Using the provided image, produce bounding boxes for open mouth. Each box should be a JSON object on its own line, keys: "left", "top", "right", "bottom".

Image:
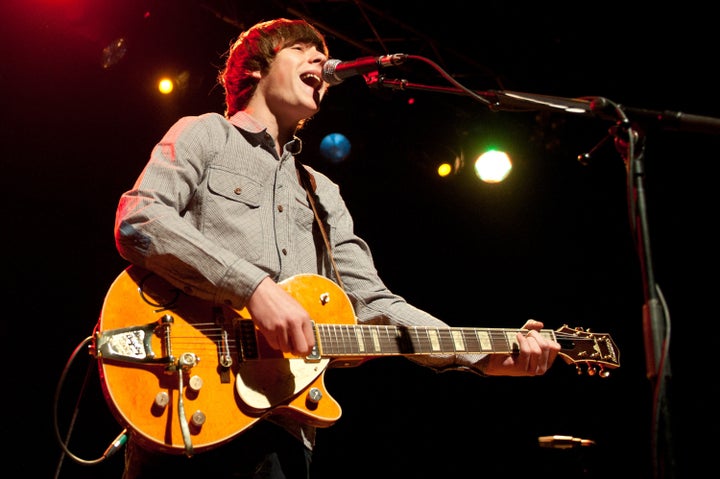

{"left": 300, "top": 72, "right": 322, "bottom": 90}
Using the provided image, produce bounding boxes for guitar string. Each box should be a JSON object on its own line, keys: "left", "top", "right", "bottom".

{"left": 161, "top": 327, "right": 605, "bottom": 345}
{"left": 160, "top": 326, "right": 609, "bottom": 356}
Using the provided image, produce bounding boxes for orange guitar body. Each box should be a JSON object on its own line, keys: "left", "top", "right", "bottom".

{"left": 95, "top": 266, "right": 353, "bottom": 455}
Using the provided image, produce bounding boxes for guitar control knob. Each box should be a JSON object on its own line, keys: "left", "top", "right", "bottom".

{"left": 191, "top": 410, "right": 206, "bottom": 427}
{"left": 188, "top": 375, "right": 204, "bottom": 392}
{"left": 307, "top": 387, "right": 323, "bottom": 404}
{"left": 178, "top": 352, "right": 199, "bottom": 368}
{"left": 154, "top": 391, "right": 169, "bottom": 409}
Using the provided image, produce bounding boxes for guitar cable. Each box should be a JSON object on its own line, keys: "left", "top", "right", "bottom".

{"left": 53, "top": 335, "right": 128, "bottom": 477}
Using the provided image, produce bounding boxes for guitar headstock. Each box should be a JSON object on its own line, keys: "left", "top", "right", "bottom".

{"left": 554, "top": 325, "right": 620, "bottom": 378}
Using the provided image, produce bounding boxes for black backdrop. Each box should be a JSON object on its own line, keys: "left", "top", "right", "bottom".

{"left": 3, "top": 1, "right": 718, "bottom": 478}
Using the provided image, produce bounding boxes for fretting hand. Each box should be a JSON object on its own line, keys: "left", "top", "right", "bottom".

{"left": 481, "top": 319, "right": 561, "bottom": 376}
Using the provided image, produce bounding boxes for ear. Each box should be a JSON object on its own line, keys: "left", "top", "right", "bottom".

{"left": 250, "top": 70, "right": 262, "bottom": 80}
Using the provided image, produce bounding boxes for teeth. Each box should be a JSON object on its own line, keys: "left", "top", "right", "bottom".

{"left": 300, "top": 73, "right": 321, "bottom": 87}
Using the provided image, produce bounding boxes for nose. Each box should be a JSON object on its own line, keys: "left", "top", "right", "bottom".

{"left": 310, "top": 47, "right": 327, "bottom": 64}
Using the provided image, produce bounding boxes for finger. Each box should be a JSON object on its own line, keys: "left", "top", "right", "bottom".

{"left": 526, "top": 331, "right": 557, "bottom": 374}
{"left": 534, "top": 340, "right": 551, "bottom": 374}
{"left": 276, "top": 329, "right": 290, "bottom": 352}
{"left": 522, "top": 319, "right": 543, "bottom": 331}
{"left": 545, "top": 337, "right": 562, "bottom": 369}
{"left": 516, "top": 333, "right": 534, "bottom": 373}
{"left": 289, "top": 319, "right": 316, "bottom": 356}
{"left": 526, "top": 337, "right": 539, "bottom": 374}
{"left": 522, "top": 332, "right": 543, "bottom": 374}
{"left": 286, "top": 326, "right": 304, "bottom": 357}
{"left": 303, "top": 319, "right": 316, "bottom": 350}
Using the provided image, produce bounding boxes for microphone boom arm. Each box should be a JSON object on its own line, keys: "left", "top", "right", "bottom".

{"left": 370, "top": 74, "right": 720, "bottom": 134}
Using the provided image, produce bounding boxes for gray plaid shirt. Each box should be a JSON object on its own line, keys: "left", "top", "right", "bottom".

{"left": 115, "top": 111, "right": 485, "bottom": 447}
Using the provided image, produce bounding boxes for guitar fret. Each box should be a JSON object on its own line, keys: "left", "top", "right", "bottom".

{"left": 328, "top": 324, "right": 341, "bottom": 353}
{"left": 439, "top": 329, "right": 457, "bottom": 352}
{"left": 410, "top": 327, "right": 436, "bottom": 353}
{"left": 378, "top": 326, "right": 395, "bottom": 354}
{"left": 332, "top": 324, "right": 347, "bottom": 349}
{"left": 472, "top": 330, "right": 492, "bottom": 351}
{"left": 353, "top": 325, "right": 366, "bottom": 353}
{"left": 502, "top": 330, "right": 519, "bottom": 353}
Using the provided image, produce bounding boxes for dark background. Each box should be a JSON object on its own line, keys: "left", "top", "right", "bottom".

{"left": 3, "top": 1, "right": 717, "bottom": 478}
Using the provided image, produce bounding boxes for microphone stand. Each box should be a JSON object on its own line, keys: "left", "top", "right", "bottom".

{"left": 367, "top": 71, "right": 720, "bottom": 479}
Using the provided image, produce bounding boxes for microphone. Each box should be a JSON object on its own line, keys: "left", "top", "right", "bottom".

{"left": 322, "top": 53, "right": 408, "bottom": 85}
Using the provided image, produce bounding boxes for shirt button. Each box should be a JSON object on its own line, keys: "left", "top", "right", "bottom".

{"left": 277, "top": 205, "right": 284, "bottom": 212}
{"left": 234, "top": 187, "right": 242, "bottom": 195}
{"left": 282, "top": 248, "right": 287, "bottom": 255}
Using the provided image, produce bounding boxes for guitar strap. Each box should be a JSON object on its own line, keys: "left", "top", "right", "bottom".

{"left": 296, "top": 160, "right": 346, "bottom": 290}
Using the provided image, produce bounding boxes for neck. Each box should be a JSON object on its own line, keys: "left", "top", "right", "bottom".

{"left": 244, "top": 104, "right": 301, "bottom": 156}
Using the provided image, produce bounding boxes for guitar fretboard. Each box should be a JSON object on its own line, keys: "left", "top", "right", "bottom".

{"left": 315, "top": 324, "right": 557, "bottom": 357}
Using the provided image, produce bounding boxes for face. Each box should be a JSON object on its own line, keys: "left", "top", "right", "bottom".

{"left": 255, "top": 42, "right": 328, "bottom": 124}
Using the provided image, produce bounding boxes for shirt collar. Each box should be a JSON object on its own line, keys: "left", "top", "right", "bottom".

{"left": 228, "top": 111, "right": 303, "bottom": 156}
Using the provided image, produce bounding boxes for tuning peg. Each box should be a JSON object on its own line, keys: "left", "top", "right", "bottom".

{"left": 575, "top": 363, "right": 612, "bottom": 378}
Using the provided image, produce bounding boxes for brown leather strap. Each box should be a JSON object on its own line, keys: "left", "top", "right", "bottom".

{"left": 296, "top": 161, "right": 345, "bottom": 290}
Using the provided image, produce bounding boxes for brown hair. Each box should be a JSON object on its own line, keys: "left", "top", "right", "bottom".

{"left": 218, "top": 18, "right": 328, "bottom": 118}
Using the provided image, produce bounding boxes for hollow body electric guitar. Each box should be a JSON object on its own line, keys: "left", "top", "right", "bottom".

{"left": 93, "top": 266, "right": 620, "bottom": 456}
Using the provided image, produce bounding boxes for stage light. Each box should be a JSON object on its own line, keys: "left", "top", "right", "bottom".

{"left": 158, "top": 77, "right": 174, "bottom": 94}
{"left": 473, "top": 149, "right": 512, "bottom": 183}
{"left": 437, "top": 162, "right": 453, "bottom": 177}
{"left": 436, "top": 151, "right": 464, "bottom": 178}
{"left": 320, "top": 133, "right": 352, "bottom": 163}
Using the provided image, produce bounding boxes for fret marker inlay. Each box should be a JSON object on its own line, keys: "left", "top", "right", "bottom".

{"left": 451, "top": 330, "right": 466, "bottom": 351}
{"left": 428, "top": 329, "right": 440, "bottom": 351}
{"left": 476, "top": 331, "right": 491, "bottom": 351}
{"left": 354, "top": 327, "right": 365, "bottom": 352}
{"left": 370, "top": 329, "right": 380, "bottom": 352}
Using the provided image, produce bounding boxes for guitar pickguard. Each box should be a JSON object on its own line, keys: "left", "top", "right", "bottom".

{"left": 235, "top": 358, "right": 331, "bottom": 410}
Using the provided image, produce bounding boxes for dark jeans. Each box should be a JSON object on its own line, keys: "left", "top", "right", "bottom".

{"left": 122, "top": 420, "right": 312, "bottom": 479}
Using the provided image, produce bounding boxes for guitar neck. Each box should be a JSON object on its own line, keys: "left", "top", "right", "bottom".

{"left": 314, "top": 323, "right": 555, "bottom": 357}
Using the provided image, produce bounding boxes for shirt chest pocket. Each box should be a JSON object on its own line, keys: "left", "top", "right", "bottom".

{"left": 204, "top": 167, "right": 266, "bottom": 240}
{"left": 207, "top": 167, "right": 262, "bottom": 208}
